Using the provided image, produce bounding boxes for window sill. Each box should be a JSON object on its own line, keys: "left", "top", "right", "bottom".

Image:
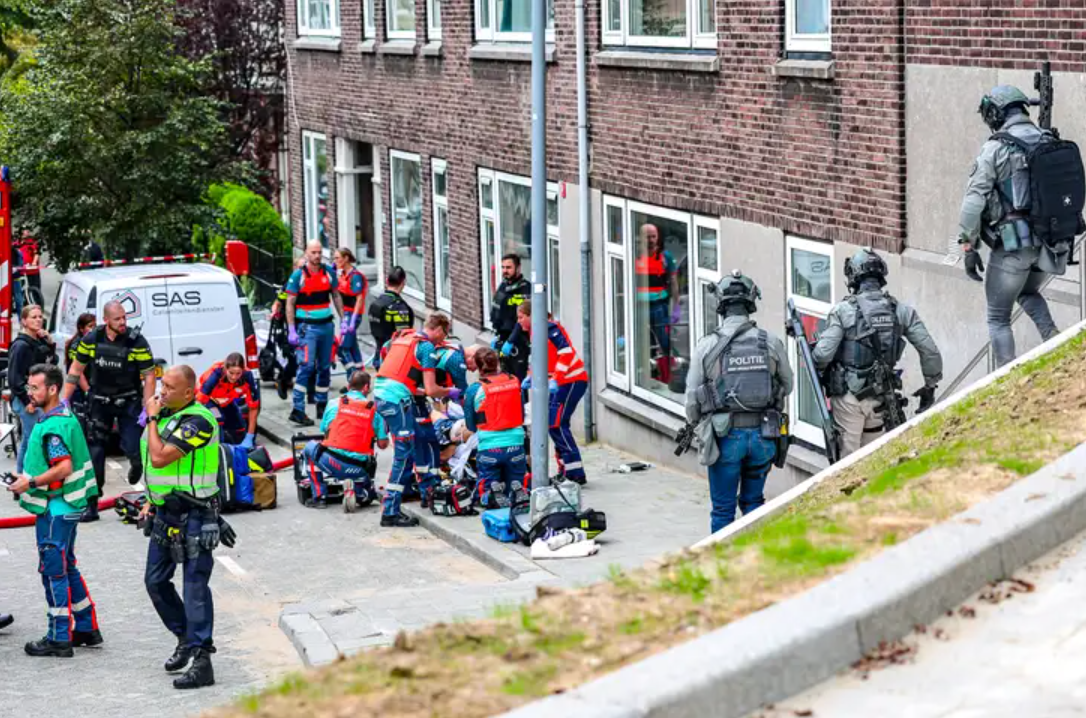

{"left": 293, "top": 37, "right": 343, "bottom": 53}
{"left": 468, "top": 43, "right": 556, "bottom": 63}
{"left": 378, "top": 40, "right": 417, "bottom": 56}
{"left": 770, "top": 58, "right": 835, "bottom": 80}
{"left": 358, "top": 39, "right": 377, "bottom": 54}
{"left": 422, "top": 41, "right": 443, "bottom": 57}
{"left": 598, "top": 387, "right": 684, "bottom": 436}
{"left": 595, "top": 49, "right": 718, "bottom": 73}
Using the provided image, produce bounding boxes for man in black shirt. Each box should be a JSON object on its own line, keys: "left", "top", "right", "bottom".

{"left": 367, "top": 266, "right": 415, "bottom": 366}
{"left": 62, "top": 300, "right": 156, "bottom": 519}
{"left": 491, "top": 253, "right": 531, "bottom": 380}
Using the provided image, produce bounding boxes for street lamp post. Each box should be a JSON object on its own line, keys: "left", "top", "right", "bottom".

{"left": 529, "top": 0, "right": 549, "bottom": 493}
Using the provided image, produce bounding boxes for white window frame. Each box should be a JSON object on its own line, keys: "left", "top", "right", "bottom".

{"left": 477, "top": 168, "right": 560, "bottom": 321}
{"left": 302, "top": 131, "right": 328, "bottom": 245}
{"left": 785, "top": 0, "right": 831, "bottom": 53}
{"left": 387, "top": 0, "right": 417, "bottom": 40}
{"left": 692, "top": 215, "right": 722, "bottom": 343}
{"left": 364, "top": 0, "right": 376, "bottom": 39}
{"left": 428, "top": 0, "right": 442, "bottom": 39}
{"left": 475, "top": 0, "right": 555, "bottom": 44}
{"left": 785, "top": 235, "right": 835, "bottom": 447}
{"left": 389, "top": 149, "right": 425, "bottom": 302}
{"left": 297, "top": 0, "right": 341, "bottom": 37}
{"left": 601, "top": 0, "right": 715, "bottom": 49}
{"left": 432, "top": 158, "right": 451, "bottom": 312}
{"left": 603, "top": 196, "right": 631, "bottom": 392}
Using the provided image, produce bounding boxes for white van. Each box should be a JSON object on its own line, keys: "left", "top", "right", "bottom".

{"left": 48, "top": 262, "right": 258, "bottom": 378}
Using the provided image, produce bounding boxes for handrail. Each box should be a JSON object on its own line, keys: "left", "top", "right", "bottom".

{"left": 937, "top": 235, "right": 1086, "bottom": 403}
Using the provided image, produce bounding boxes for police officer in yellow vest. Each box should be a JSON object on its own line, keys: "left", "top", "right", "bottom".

{"left": 6, "top": 364, "right": 101, "bottom": 658}
{"left": 140, "top": 365, "right": 233, "bottom": 690}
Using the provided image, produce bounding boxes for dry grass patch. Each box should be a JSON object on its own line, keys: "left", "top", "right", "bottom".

{"left": 213, "top": 332, "right": 1086, "bottom": 718}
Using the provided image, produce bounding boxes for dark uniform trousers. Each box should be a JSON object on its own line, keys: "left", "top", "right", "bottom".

{"left": 88, "top": 396, "right": 143, "bottom": 493}
{"left": 145, "top": 508, "right": 215, "bottom": 650}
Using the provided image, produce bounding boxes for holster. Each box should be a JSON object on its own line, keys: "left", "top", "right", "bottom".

{"left": 152, "top": 513, "right": 187, "bottom": 565}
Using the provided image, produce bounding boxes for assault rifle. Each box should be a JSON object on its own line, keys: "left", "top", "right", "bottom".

{"left": 784, "top": 300, "right": 840, "bottom": 465}
{"left": 865, "top": 362, "right": 908, "bottom": 433}
{"left": 1032, "top": 61, "right": 1055, "bottom": 135}
{"left": 674, "top": 422, "right": 696, "bottom": 456}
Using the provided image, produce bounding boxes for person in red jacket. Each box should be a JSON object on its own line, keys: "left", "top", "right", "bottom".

{"left": 196, "top": 353, "right": 261, "bottom": 448}
{"left": 17, "top": 230, "right": 42, "bottom": 297}
{"left": 516, "top": 303, "right": 589, "bottom": 485}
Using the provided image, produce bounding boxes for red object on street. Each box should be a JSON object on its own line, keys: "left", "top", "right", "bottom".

{"left": 0, "top": 166, "right": 11, "bottom": 351}
{"left": 0, "top": 495, "right": 120, "bottom": 529}
{"left": 75, "top": 253, "right": 216, "bottom": 270}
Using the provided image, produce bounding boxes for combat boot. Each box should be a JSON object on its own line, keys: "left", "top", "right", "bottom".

{"left": 288, "top": 409, "right": 315, "bottom": 427}
{"left": 71, "top": 629, "right": 104, "bottom": 647}
{"left": 315, "top": 402, "right": 327, "bottom": 422}
{"left": 24, "top": 637, "right": 74, "bottom": 658}
{"left": 127, "top": 459, "right": 143, "bottom": 485}
{"left": 173, "top": 648, "right": 215, "bottom": 689}
{"left": 380, "top": 512, "right": 420, "bottom": 528}
{"left": 164, "top": 641, "right": 193, "bottom": 672}
{"left": 0, "top": 613, "right": 13, "bottom": 630}
{"left": 80, "top": 504, "right": 100, "bottom": 523}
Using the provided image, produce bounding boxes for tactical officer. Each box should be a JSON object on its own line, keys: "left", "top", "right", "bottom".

{"left": 286, "top": 241, "right": 344, "bottom": 426}
{"left": 685, "top": 271, "right": 792, "bottom": 534}
{"left": 491, "top": 254, "right": 531, "bottom": 380}
{"left": 140, "top": 365, "right": 231, "bottom": 690}
{"left": 957, "top": 85, "right": 1085, "bottom": 368}
{"left": 367, "top": 265, "right": 415, "bottom": 367}
{"left": 63, "top": 300, "right": 156, "bottom": 521}
{"left": 813, "top": 249, "right": 943, "bottom": 457}
{"left": 7, "top": 364, "right": 101, "bottom": 658}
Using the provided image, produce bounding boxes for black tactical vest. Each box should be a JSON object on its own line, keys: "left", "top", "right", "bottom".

{"left": 89, "top": 327, "right": 141, "bottom": 397}
{"left": 715, "top": 326, "right": 773, "bottom": 413}
{"left": 839, "top": 292, "right": 903, "bottom": 372}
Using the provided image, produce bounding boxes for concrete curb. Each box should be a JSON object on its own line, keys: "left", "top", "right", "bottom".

{"left": 279, "top": 609, "right": 341, "bottom": 668}
{"left": 501, "top": 443, "right": 1086, "bottom": 718}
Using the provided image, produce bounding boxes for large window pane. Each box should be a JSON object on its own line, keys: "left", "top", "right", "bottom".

{"left": 628, "top": 0, "right": 685, "bottom": 38}
{"left": 607, "top": 0, "right": 621, "bottom": 32}
{"left": 437, "top": 206, "right": 450, "bottom": 303}
{"left": 606, "top": 205, "right": 623, "bottom": 246}
{"left": 390, "top": 0, "right": 415, "bottom": 33}
{"left": 632, "top": 211, "right": 689, "bottom": 402}
{"left": 700, "top": 281, "right": 718, "bottom": 338}
{"left": 498, "top": 179, "right": 532, "bottom": 277}
{"left": 610, "top": 256, "right": 626, "bottom": 375}
{"left": 304, "top": 0, "right": 333, "bottom": 30}
{"left": 492, "top": 0, "right": 553, "bottom": 34}
{"left": 791, "top": 247, "right": 831, "bottom": 303}
{"left": 303, "top": 133, "right": 328, "bottom": 246}
{"left": 697, "top": 224, "right": 717, "bottom": 271}
{"left": 795, "top": 0, "right": 828, "bottom": 35}
{"left": 391, "top": 154, "right": 423, "bottom": 296}
{"left": 795, "top": 313, "right": 828, "bottom": 427}
{"left": 698, "top": 0, "right": 714, "bottom": 34}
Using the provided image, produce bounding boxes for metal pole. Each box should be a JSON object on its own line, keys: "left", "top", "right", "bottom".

{"left": 529, "top": 0, "right": 549, "bottom": 492}
{"left": 576, "top": 0, "right": 595, "bottom": 444}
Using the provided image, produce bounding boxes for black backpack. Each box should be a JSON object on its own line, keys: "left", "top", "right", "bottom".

{"left": 994, "top": 131, "right": 1086, "bottom": 248}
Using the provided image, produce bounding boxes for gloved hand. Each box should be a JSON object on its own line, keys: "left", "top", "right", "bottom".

{"left": 913, "top": 386, "right": 936, "bottom": 413}
{"left": 197, "top": 521, "right": 220, "bottom": 552}
{"left": 548, "top": 378, "right": 559, "bottom": 394}
{"left": 218, "top": 516, "right": 237, "bottom": 549}
{"left": 964, "top": 248, "right": 985, "bottom": 282}
{"left": 137, "top": 408, "right": 149, "bottom": 428}
{"left": 288, "top": 326, "right": 300, "bottom": 347}
{"left": 447, "top": 388, "right": 462, "bottom": 403}
{"left": 239, "top": 433, "right": 255, "bottom": 451}
{"left": 521, "top": 376, "right": 532, "bottom": 391}
{"left": 490, "top": 337, "right": 500, "bottom": 350}
{"left": 501, "top": 342, "right": 514, "bottom": 357}
{"left": 670, "top": 304, "right": 682, "bottom": 324}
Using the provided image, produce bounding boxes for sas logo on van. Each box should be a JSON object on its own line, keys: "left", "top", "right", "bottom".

{"left": 151, "top": 291, "right": 202, "bottom": 308}
{"left": 111, "top": 290, "right": 142, "bottom": 318}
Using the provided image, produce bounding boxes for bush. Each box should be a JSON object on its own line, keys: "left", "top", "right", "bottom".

{"left": 198, "top": 182, "right": 291, "bottom": 265}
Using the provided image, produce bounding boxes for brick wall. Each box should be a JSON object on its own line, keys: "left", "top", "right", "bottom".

{"left": 286, "top": 0, "right": 909, "bottom": 329}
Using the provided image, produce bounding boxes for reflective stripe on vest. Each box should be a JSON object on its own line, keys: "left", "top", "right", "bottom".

{"left": 477, "top": 373, "right": 524, "bottom": 431}
{"left": 323, "top": 398, "right": 377, "bottom": 454}
{"left": 297, "top": 265, "right": 333, "bottom": 311}
{"left": 376, "top": 329, "right": 426, "bottom": 395}
{"left": 143, "top": 403, "right": 221, "bottom": 505}
{"left": 635, "top": 252, "right": 668, "bottom": 296}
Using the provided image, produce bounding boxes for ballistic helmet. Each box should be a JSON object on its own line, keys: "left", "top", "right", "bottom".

{"left": 714, "top": 270, "right": 761, "bottom": 313}
{"left": 979, "top": 85, "right": 1031, "bottom": 131}
{"left": 844, "top": 248, "right": 888, "bottom": 291}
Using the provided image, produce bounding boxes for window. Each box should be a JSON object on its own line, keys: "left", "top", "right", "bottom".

{"left": 603, "top": 196, "right": 721, "bottom": 408}
{"left": 602, "top": 0, "right": 715, "bottom": 49}
{"left": 432, "top": 159, "right": 451, "bottom": 311}
{"left": 364, "top": 0, "right": 376, "bottom": 38}
{"left": 476, "top": 0, "right": 555, "bottom": 43}
{"left": 298, "top": 0, "right": 341, "bottom": 36}
{"left": 390, "top": 150, "right": 424, "bottom": 300}
{"left": 478, "top": 169, "right": 560, "bottom": 322}
{"left": 786, "top": 236, "right": 834, "bottom": 447}
{"left": 302, "top": 131, "right": 329, "bottom": 246}
{"left": 428, "top": 0, "right": 442, "bottom": 39}
{"left": 786, "top": 0, "right": 830, "bottom": 53}
{"left": 387, "top": 0, "right": 415, "bottom": 39}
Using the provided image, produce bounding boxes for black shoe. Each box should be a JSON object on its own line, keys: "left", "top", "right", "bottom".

{"left": 380, "top": 513, "right": 420, "bottom": 528}
{"left": 276, "top": 375, "right": 290, "bottom": 401}
{"left": 127, "top": 463, "right": 142, "bottom": 485}
{"left": 71, "top": 629, "right": 104, "bottom": 647}
{"left": 315, "top": 402, "right": 327, "bottom": 421}
{"left": 288, "top": 410, "right": 315, "bottom": 427}
{"left": 80, "top": 506, "right": 100, "bottom": 523}
{"left": 0, "top": 613, "right": 13, "bottom": 630}
{"left": 173, "top": 648, "right": 215, "bottom": 689}
{"left": 24, "top": 638, "right": 74, "bottom": 658}
{"left": 304, "top": 496, "right": 329, "bottom": 510}
{"left": 562, "top": 474, "right": 587, "bottom": 486}
{"left": 165, "top": 642, "right": 193, "bottom": 672}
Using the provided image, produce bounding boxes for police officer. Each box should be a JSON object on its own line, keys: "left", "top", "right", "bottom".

{"left": 685, "top": 271, "right": 792, "bottom": 534}
{"left": 63, "top": 300, "right": 156, "bottom": 521}
{"left": 957, "top": 85, "right": 1085, "bottom": 368}
{"left": 491, "top": 253, "right": 531, "bottom": 380}
{"left": 7, "top": 364, "right": 101, "bottom": 658}
{"left": 140, "top": 365, "right": 229, "bottom": 690}
{"left": 368, "top": 265, "right": 415, "bottom": 367}
{"left": 286, "top": 241, "right": 344, "bottom": 426}
{"left": 301, "top": 371, "right": 389, "bottom": 512}
{"left": 813, "top": 249, "right": 943, "bottom": 457}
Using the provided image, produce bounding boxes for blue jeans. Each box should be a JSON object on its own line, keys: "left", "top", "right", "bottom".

{"left": 302, "top": 441, "right": 373, "bottom": 499}
{"left": 37, "top": 512, "right": 98, "bottom": 642}
{"left": 145, "top": 509, "right": 215, "bottom": 650}
{"left": 337, "top": 315, "right": 364, "bottom": 381}
{"left": 293, "top": 321, "right": 334, "bottom": 412}
{"left": 412, "top": 398, "right": 440, "bottom": 501}
{"left": 207, "top": 400, "right": 247, "bottom": 445}
{"left": 13, "top": 397, "right": 41, "bottom": 474}
{"left": 549, "top": 381, "right": 587, "bottom": 480}
{"left": 476, "top": 445, "right": 527, "bottom": 507}
{"left": 706, "top": 428, "right": 777, "bottom": 534}
{"left": 377, "top": 397, "right": 416, "bottom": 516}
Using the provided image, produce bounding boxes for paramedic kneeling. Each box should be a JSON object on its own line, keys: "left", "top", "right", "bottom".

{"left": 463, "top": 347, "right": 526, "bottom": 509}
{"left": 302, "top": 372, "right": 389, "bottom": 512}
{"left": 196, "top": 353, "right": 261, "bottom": 448}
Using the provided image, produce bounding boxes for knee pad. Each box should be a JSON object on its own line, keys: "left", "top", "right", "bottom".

{"left": 38, "top": 544, "right": 67, "bottom": 577}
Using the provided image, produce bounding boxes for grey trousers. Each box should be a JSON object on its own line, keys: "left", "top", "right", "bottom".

{"left": 830, "top": 393, "right": 884, "bottom": 458}
{"left": 985, "top": 246, "right": 1058, "bottom": 368}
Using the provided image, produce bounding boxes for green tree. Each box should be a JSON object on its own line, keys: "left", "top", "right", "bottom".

{"left": 0, "top": 0, "right": 242, "bottom": 267}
